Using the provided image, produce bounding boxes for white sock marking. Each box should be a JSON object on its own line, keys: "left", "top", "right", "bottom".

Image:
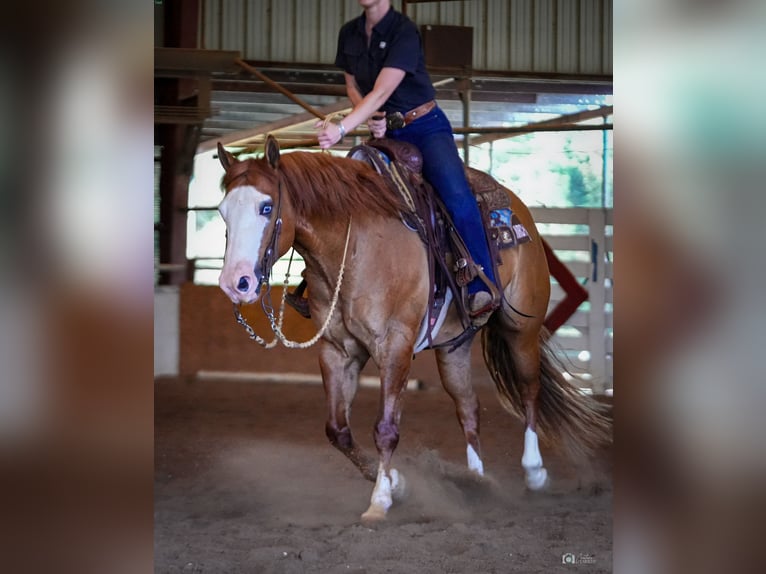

{"left": 368, "top": 463, "right": 393, "bottom": 512}
{"left": 521, "top": 427, "right": 548, "bottom": 490}
{"left": 467, "top": 444, "right": 484, "bottom": 476}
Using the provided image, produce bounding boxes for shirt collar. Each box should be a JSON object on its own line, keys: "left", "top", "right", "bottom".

{"left": 357, "top": 7, "right": 397, "bottom": 38}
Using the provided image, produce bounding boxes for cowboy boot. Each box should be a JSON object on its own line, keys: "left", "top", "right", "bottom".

{"left": 468, "top": 291, "right": 495, "bottom": 327}
{"left": 285, "top": 278, "right": 311, "bottom": 319}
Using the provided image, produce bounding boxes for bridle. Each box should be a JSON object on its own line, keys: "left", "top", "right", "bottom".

{"left": 233, "top": 216, "right": 354, "bottom": 350}
{"left": 224, "top": 162, "right": 353, "bottom": 349}
{"left": 254, "top": 175, "right": 284, "bottom": 295}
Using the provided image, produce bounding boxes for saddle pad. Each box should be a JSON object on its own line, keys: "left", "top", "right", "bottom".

{"left": 413, "top": 288, "right": 453, "bottom": 354}
{"left": 487, "top": 206, "right": 531, "bottom": 248}
{"left": 470, "top": 178, "right": 532, "bottom": 251}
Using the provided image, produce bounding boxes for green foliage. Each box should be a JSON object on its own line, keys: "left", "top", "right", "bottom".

{"left": 470, "top": 130, "right": 612, "bottom": 208}
{"left": 550, "top": 134, "right": 602, "bottom": 207}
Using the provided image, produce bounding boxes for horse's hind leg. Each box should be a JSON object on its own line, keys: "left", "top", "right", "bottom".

{"left": 510, "top": 331, "right": 549, "bottom": 490}
{"left": 483, "top": 308, "right": 550, "bottom": 490}
{"left": 434, "top": 341, "right": 485, "bottom": 476}
{"left": 319, "top": 341, "right": 377, "bottom": 481}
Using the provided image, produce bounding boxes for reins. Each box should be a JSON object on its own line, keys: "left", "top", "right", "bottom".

{"left": 232, "top": 216, "right": 353, "bottom": 349}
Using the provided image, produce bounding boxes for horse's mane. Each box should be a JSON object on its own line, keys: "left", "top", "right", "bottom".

{"left": 223, "top": 151, "right": 407, "bottom": 221}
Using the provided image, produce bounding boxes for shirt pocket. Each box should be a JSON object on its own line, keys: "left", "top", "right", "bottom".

{"left": 369, "top": 40, "right": 389, "bottom": 66}
{"left": 341, "top": 39, "right": 365, "bottom": 74}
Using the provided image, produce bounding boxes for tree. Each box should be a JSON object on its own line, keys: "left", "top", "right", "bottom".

{"left": 550, "top": 135, "right": 602, "bottom": 207}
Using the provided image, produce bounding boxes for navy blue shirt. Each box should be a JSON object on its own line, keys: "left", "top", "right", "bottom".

{"left": 335, "top": 7, "right": 435, "bottom": 114}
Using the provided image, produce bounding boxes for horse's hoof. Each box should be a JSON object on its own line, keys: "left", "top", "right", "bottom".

{"left": 525, "top": 467, "right": 549, "bottom": 491}
{"left": 390, "top": 468, "right": 407, "bottom": 501}
{"left": 360, "top": 505, "right": 387, "bottom": 525}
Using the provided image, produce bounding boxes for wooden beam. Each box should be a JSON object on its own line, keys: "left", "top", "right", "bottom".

{"left": 196, "top": 99, "right": 352, "bottom": 153}
{"left": 455, "top": 124, "right": 612, "bottom": 137}
{"left": 235, "top": 59, "right": 329, "bottom": 120}
{"left": 467, "top": 105, "right": 613, "bottom": 146}
{"left": 154, "top": 48, "right": 241, "bottom": 75}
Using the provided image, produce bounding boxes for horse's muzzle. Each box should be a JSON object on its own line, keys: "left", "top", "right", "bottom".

{"left": 220, "top": 268, "right": 263, "bottom": 305}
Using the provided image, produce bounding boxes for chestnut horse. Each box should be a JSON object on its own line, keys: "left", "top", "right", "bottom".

{"left": 216, "top": 136, "right": 609, "bottom": 522}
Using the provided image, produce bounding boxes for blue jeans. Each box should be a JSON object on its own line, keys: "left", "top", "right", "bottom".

{"left": 388, "top": 106, "right": 495, "bottom": 295}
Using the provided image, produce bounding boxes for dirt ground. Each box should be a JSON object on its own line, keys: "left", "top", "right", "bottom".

{"left": 155, "top": 376, "right": 612, "bottom": 573}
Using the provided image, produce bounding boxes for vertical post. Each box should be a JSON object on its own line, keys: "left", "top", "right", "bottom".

{"left": 601, "top": 117, "right": 608, "bottom": 206}
{"left": 156, "top": 0, "right": 200, "bottom": 286}
{"left": 457, "top": 77, "right": 471, "bottom": 165}
{"left": 489, "top": 140, "right": 494, "bottom": 174}
{"left": 198, "top": 0, "right": 206, "bottom": 49}
{"left": 587, "top": 208, "right": 607, "bottom": 394}
{"left": 158, "top": 125, "right": 192, "bottom": 286}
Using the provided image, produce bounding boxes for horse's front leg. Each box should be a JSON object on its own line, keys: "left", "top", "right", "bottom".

{"left": 361, "top": 340, "right": 413, "bottom": 523}
{"left": 319, "top": 341, "right": 378, "bottom": 481}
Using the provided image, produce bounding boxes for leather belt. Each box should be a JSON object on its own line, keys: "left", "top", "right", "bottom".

{"left": 384, "top": 100, "right": 436, "bottom": 130}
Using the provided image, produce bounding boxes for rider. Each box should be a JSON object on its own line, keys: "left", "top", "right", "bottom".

{"left": 315, "top": 0, "right": 497, "bottom": 325}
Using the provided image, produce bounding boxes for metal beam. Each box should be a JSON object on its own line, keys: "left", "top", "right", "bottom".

{"left": 241, "top": 59, "right": 612, "bottom": 88}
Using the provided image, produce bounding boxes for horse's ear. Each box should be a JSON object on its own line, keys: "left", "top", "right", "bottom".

{"left": 217, "top": 142, "right": 236, "bottom": 171}
{"left": 265, "top": 135, "right": 280, "bottom": 170}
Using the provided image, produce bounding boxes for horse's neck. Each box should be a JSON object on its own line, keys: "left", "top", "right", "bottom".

{"left": 291, "top": 217, "right": 350, "bottom": 284}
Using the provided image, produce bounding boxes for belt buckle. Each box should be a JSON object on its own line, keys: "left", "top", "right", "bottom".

{"left": 386, "top": 112, "right": 405, "bottom": 131}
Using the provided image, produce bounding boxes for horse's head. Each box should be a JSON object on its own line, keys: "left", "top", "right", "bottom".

{"left": 217, "top": 136, "right": 296, "bottom": 304}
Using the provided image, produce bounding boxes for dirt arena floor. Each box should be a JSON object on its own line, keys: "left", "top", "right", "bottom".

{"left": 155, "top": 375, "right": 612, "bottom": 573}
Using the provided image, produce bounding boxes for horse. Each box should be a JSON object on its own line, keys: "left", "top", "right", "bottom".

{"left": 216, "top": 135, "right": 610, "bottom": 522}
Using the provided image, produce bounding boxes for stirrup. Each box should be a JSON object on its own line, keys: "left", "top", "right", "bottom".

{"left": 454, "top": 257, "right": 477, "bottom": 287}
{"left": 474, "top": 266, "right": 502, "bottom": 308}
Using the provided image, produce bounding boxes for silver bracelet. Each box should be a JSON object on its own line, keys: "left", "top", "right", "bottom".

{"left": 337, "top": 121, "right": 346, "bottom": 139}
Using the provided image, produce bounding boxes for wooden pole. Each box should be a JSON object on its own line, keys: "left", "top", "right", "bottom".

{"left": 235, "top": 59, "right": 328, "bottom": 120}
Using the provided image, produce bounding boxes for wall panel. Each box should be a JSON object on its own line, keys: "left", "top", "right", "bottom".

{"left": 510, "top": 0, "right": 533, "bottom": 71}
{"left": 556, "top": 0, "right": 579, "bottom": 73}
{"left": 200, "top": 0, "right": 612, "bottom": 74}
{"left": 533, "top": 0, "right": 556, "bottom": 71}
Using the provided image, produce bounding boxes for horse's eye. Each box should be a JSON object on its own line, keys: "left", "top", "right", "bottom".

{"left": 260, "top": 203, "right": 273, "bottom": 216}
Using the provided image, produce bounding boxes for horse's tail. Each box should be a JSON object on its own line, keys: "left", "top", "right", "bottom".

{"left": 481, "top": 317, "right": 612, "bottom": 460}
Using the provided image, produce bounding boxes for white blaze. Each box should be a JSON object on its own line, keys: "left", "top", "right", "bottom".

{"left": 218, "top": 185, "right": 271, "bottom": 296}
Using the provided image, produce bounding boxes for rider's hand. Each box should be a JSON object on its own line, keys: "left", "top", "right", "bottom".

{"left": 315, "top": 120, "right": 344, "bottom": 150}
{"left": 368, "top": 114, "right": 387, "bottom": 139}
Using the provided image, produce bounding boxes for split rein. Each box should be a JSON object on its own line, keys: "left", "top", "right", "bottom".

{"left": 231, "top": 175, "right": 352, "bottom": 349}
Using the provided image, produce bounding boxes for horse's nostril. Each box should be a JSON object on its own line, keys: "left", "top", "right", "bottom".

{"left": 237, "top": 276, "right": 250, "bottom": 292}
